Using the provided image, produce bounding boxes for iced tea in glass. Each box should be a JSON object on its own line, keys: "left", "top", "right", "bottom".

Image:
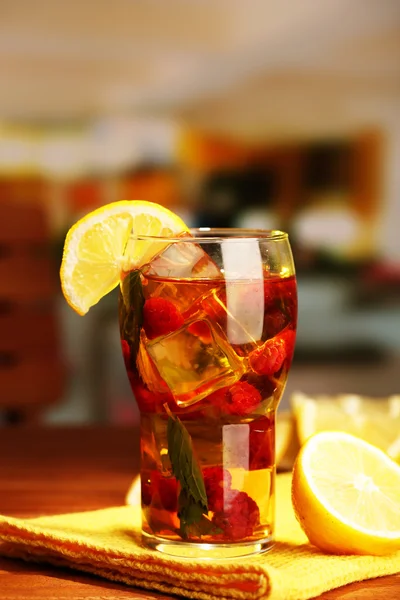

{"left": 119, "top": 229, "right": 297, "bottom": 558}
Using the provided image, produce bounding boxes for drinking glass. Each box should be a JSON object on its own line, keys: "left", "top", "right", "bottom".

{"left": 118, "top": 229, "right": 297, "bottom": 558}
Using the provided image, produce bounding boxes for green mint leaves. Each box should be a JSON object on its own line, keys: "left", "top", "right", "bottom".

{"left": 119, "top": 270, "right": 144, "bottom": 368}
{"left": 178, "top": 489, "right": 217, "bottom": 539}
{"left": 166, "top": 410, "right": 209, "bottom": 539}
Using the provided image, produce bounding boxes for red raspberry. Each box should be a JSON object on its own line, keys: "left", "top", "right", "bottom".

{"left": 243, "top": 373, "right": 276, "bottom": 401}
{"left": 143, "top": 297, "right": 184, "bottom": 339}
{"left": 208, "top": 386, "right": 229, "bottom": 409}
{"left": 249, "top": 416, "right": 274, "bottom": 470}
{"left": 280, "top": 328, "right": 296, "bottom": 360}
{"left": 156, "top": 474, "right": 178, "bottom": 512}
{"left": 121, "top": 339, "right": 131, "bottom": 369}
{"left": 131, "top": 379, "right": 156, "bottom": 413}
{"left": 203, "top": 466, "right": 232, "bottom": 512}
{"left": 140, "top": 471, "right": 178, "bottom": 511}
{"left": 212, "top": 490, "right": 260, "bottom": 541}
{"left": 225, "top": 381, "right": 261, "bottom": 415}
{"left": 187, "top": 321, "right": 213, "bottom": 344}
{"left": 130, "top": 376, "right": 174, "bottom": 414}
{"left": 263, "top": 276, "right": 297, "bottom": 334}
{"left": 249, "top": 337, "right": 286, "bottom": 376}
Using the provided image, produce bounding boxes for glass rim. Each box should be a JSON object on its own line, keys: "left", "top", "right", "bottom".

{"left": 132, "top": 227, "right": 289, "bottom": 243}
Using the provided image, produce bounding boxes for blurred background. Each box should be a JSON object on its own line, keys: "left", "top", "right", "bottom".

{"left": 1, "top": 0, "right": 399, "bottom": 425}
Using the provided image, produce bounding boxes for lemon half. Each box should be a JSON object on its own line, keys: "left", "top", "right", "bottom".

{"left": 292, "top": 431, "right": 400, "bottom": 555}
{"left": 292, "top": 392, "right": 400, "bottom": 462}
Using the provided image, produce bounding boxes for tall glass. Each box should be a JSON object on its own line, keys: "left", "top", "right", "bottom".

{"left": 119, "top": 229, "right": 297, "bottom": 558}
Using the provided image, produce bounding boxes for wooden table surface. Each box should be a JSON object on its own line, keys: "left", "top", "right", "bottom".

{"left": 0, "top": 426, "right": 398, "bottom": 599}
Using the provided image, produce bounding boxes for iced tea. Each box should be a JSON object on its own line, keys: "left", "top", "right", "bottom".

{"left": 119, "top": 261, "right": 297, "bottom": 554}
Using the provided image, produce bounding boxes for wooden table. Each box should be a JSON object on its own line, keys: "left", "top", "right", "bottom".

{"left": 0, "top": 427, "right": 398, "bottom": 599}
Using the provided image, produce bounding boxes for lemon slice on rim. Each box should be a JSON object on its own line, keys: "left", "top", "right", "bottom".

{"left": 60, "top": 200, "right": 189, "bottom": 315}
{"left": 292, "top": 431, "right": 400, "bottom": 555}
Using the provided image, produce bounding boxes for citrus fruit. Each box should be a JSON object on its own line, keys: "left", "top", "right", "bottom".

{"left": 291, "top": 392, "right": 400, "bottom": 462}
{"left": 292, "top": 431, "right": 400, "bottom": 555}
{"left": 60, "top": 200, "right": 189, "bottom": 315}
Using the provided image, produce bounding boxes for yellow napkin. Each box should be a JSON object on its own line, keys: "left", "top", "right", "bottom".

{"left": 0, "top": 474, "right": 398, "bottom": 600}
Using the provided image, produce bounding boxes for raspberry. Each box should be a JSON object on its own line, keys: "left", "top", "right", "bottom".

{"left": 121, "top": 339, "right": 131, "bottom": 369}
{"left": 243, "top": 373, "right": 275, "bottom": 401}
{"left": 280, "top": 328, "right": 296, "bottom": 360}
{"left": 187, "top": 321, "right": 213, "bottom": 344}
{"left": 249, "top": 416, "right": 274, "bottom": 470}
{"left": 212, "top": 490, "right": 260, "bottom": 541}
{"left": 225, "top": 381, "right": 261, "bottom": 415}
{"left": 249, "top": 337, "right": 286, "bottom": 376}
{"left": 207, "top": 386, "right": 229, "bottom": 409}
{"left": 203, "top": 466, "right": 232, "bottom": 512}
{"left": 143, "top": 297, "right": 184, "bottom": 339}
{"left": 131, "top": 379, "right": 156, "bottom": 413}
{"left": 263, "top": 276, "right": 297, "bottom": 336}
{"left": 140, "top": 471, "right": 178, "bottom": 511}
{"left": 131, "top": 376, "right": 173, "bottom": 414}
{"left": 208, "top": 382, "right": 261, "bottom": 415}
{"left": 157, "top": 474, "right": 178, "bottom": 512}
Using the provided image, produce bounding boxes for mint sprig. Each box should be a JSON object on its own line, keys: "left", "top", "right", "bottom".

{"left": 178, "top": 489, "right": 217, "bottom": 539}
{"left": 166, "top": 409, "right": 209, "bottom": 539}
{"left": 119, "top": 270, "right": 144, "bottom": 368}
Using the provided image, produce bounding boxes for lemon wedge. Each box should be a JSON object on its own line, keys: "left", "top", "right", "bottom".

{"left": 60, "top": 200, "right": 189, "bottom": 315}
{"left": 292, "top": 431, "right": 400, "bottom": 555}
{"left": 291, "top": 392, "right": 400, "bottom": 462}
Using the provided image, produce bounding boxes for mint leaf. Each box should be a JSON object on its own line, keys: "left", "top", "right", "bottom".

{"left": 167, "top": 412, "right": 209, "bottom": 538}
{"left": 178, "top": 489, "right": 217, "bottom": 539}
{"left": 119, "top": 270, "right": 144, "bottom": 368}
{"left": 167, "top": 413, "right": 208, "bottom": 508}
{"left": 178, "top": 489, "right": 205, "bottom": 538}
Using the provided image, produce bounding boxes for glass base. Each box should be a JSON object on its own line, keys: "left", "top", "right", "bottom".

{"left": 142, "top": 531, "right": 274, "bottom": 559}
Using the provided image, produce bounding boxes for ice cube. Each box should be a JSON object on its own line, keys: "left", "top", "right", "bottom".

{"left": 146, "top": 240, "right": 221, "bottom": 279}
{"left": 145, "top": 278, "right": 217, "bottom": 317}
{"left": 137, "top": 331, "right": 172, "bottom": 393}
{"left": 146, "top": 318, "right": 246, "bottom": 407}
{"left": 191, "top": 287, "right": 262, "bottom": 357}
